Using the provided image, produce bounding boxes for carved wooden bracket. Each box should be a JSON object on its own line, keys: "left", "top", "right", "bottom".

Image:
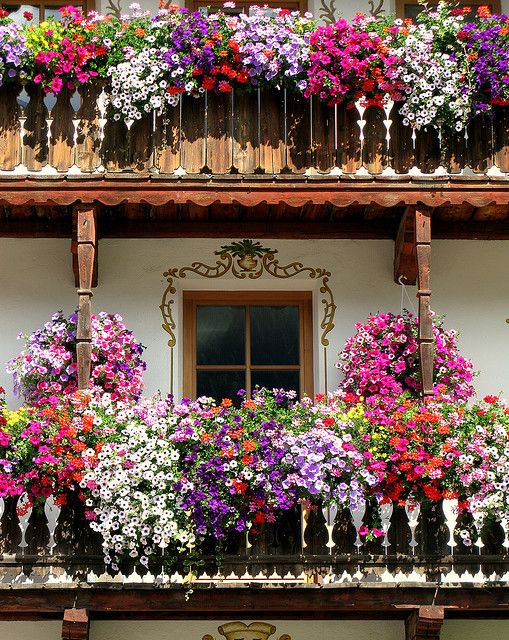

{"left": 72, "top": 209, "right": 98, "bottom": 288}
{"left": 394, "top": 207, "right": 418, "bottom": 285}
{"left": 394, "top": 206, "right": 434, "bottom": 396}
{"left": 405, "top": 605, "right": 444, "bottom": 640}
{"left": 73, "top": 205, "right": 97, "bottom": 390}
{"left": 62, "top": 608, "right": 90, "bottom": 640}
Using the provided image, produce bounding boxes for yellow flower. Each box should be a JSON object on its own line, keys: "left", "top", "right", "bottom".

{"left": 2, "top": 408, "right": 27, "bottom": 430}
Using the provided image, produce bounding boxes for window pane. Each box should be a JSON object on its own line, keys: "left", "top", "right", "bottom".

{"left": 197, "top": 305, "right": 245, "bottom": 365}
{"left": 252, "top": 371, "right": 300, "bottom": 396}
{"left": 250, "top": 305, "right": 299, "bottom": 365}
{"left": 197, "top": 370, "right": 246, "bottom": 402}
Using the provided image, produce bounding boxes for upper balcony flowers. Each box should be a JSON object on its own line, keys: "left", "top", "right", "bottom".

{"left": 0, "top": 2, "right": 509, "bottom": 131}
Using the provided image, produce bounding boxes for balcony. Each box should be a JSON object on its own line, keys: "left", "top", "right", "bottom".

{"left": 1, "top": 82, "right": 508, "bottom": 178}
{"left": 1, "top": 493, "right": 508, "bottom": 588}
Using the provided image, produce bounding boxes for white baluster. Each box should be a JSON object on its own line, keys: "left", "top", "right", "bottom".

{"left": 14, "top": 85, "right": 28, "bottom": 174}
{"left": 380, "top": 502, "right": 393, "bottom": 553}
{"left": 441, "top": 498, "right": 460, "bottom": 583}
{"left": 68, "top": 89, "right": 82, "bottom": 175}
{"left": 350, "top": 500, "right": 366, "bottom": 552}
{"left": 354, "top": 99, "right": 369, "bottom": 176}
{"left": 301, "top": 503, "right": 310, "bottom": 550}
{"left": 323, "top": 503, "right": 338, "bottom": 552}
{"left": 96, "top": 85, "right": 107, "bottom": 173}
{"left": 405, "top": 499, "right": 420, "bottom": 555}
{"left": 43, "top": 92, "right": 58, "bottom": 175}
{"left": 17, "top": 494, "right": 32, "bottom": 552}
{"left": 44, "top": 495, "right": 61, "bottom": 555}
{"left": 381, "top": 99, "right": 395, "bottom": 176}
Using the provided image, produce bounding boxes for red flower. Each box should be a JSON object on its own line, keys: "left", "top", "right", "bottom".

{"left": 322, "top": 417, "right": 335, "bottom": 427}
{"left": 23, "top": 10, "right": 33, "bottom": 20}
{"left": 0, "top": 8, "right": 8, "bottom": 17}
{"left": 484, "top": 395, "right": 498, "bottom": 404}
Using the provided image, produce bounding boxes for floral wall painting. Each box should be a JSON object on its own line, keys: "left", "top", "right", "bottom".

{"left": 203, "top": 621, "right": 291, "bottom": 640}
{"left": 160, "top": 240, "right": 336, "bottom": 394}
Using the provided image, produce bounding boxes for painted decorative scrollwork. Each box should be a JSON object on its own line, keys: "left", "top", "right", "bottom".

{"left": 160, "top": 240, "right": 336, "bottom": 394}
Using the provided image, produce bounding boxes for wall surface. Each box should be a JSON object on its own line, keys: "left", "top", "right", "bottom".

{"left": 0, "top": 237, "right": 507, "bottom": 406}
{"left": 1, "top": 618, "right": 509, "bottom": 640}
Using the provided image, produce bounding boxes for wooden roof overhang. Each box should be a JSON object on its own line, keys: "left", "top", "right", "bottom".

{"left": 1, "top": 176, "right": 509, "bottom": 239}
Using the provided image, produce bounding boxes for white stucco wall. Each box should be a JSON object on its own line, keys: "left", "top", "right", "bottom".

{"left": 1, "top": 618, "right": 509, "bottom": 640}
{"left": 0, "top": 237, "right": 507, "bottom": 406}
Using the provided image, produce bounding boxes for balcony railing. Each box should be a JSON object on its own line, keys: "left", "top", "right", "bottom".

{"left": 2, "top": 493, "right": 508, "bottom": 586}
{"left": 1, "top": 82, "right": 509, "bottom": 178}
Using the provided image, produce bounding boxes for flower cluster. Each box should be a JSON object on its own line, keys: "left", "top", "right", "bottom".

{"left": 82, "top": 394, "right": 196, "bottom": 571}
{"left": 304, "top": 14, "right": 406, "bottom": 107}
{"left": 359, "top": 393, "right": 465, "bottom": 505}
{"left": 233, "top": 7, "right": 314, "bottom": 91}
{"left": 461, "top": 9, "right": 509, "bottom": 112}
{"left": 0, "top": 19, "right": 28, "bottom": 86}
{"left": 0, "top": 391, "right": 121, "bottom": 507}
{"left": 6, "top": 311, "right": 146, "bottom": 404}
{"left": 457, "top": 395, "right": 509, "bottom": 540}
{"left": 390, "top": 6, "right": 473, "bottom": 130}
{"left": 1, "top": 3, "right": 509, "bottom": 130}
{"left": 23, "top": 7, "right": 107, "bottom": 94}
{"left": 337, "top": 310, "right": 475, "bottom": 405}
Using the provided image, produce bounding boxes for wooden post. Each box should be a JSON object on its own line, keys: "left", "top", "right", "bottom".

{"left": 405, "top": 605, "right": 444, "bottom": 640}
{"left": 415, "top": 207, "right": 433, "bottom": 396}
{"left": 62, "top": 609, "right": 89, "bottom": 640}
{"left": 394, "top": 207, "right": 434, "bottom": 396}
{"left": 73, "top": 205, "right": 97, "bottom": 391}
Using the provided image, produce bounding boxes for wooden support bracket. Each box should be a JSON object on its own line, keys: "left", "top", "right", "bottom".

{"left": 405, "top": 605, "right": 444, "bottom": 640}
{"left": 394, "top": 207, "right": 418, "bottom": 285}
{"left": 394, "top": 207, "right": 434, "bottom": 396}
{"left": 73, "top": 205, "right": 97, "bottom": 391}
{"left": 62, "top": 608, "right": 90, "bottom": 640}
{"left": 415, "top": 207, "right": 433, "bottom": 396}
{"left": 72, "top": 209, "right": 98, "bottom": 288}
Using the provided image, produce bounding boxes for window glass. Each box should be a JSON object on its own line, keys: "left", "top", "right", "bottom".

{"left": 196, "top": 305, "right": 245, "bottom": 365}
{"left": 250, "top": 305, "right": 299, "bottom": 366}
{"left": 252, "top": 371, "right": 300, "bottom": 396}
{"left": 197, "top": 370, "right": 245, "bottom": 402}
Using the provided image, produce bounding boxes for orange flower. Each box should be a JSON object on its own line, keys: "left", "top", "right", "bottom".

{"left": 134, "top": 27, "right": 145, "bottom": 37}
{"left": 243, "top": 400, "right": 256, "bottom": 410}
{"left": 201, "top": 433, "right": 213, "bottom": 444}
{"left": 221, "top": 398, "right": 232, "bottom": 408}
{"left": 437, "top": 424, "right": 450, "bottom": 435}
{"left": 477, "top": 5, "right": 491, "bottom": 17}
{"left": 241, "top": 454, "right": 254, "bottom": 465}
{"left": 243, "top": 440, "right": 256, "bottom": 453}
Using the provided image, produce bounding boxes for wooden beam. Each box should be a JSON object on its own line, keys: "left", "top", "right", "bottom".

{"left": 394, "top": 207, "right": 418, "bottom": 284}
{"left": 405, "top": 606, "right": 444, "bottom": 640}
{"left": 72, "top": 210, "right": 98, "bottom": 288}
{"left": 1, "top": 179, "right": 509, "bottom": 209}
{"left": 414, "top": 207, "right": 434, "bottom": 396}
{"left": 62, "top": 609, "right": 89, "bottom": 640}
{"left": 0, "top": 586, "right": 507, "bottom": 619}
{"left": 74, "top": 205, "right": 96, "bottom": 390}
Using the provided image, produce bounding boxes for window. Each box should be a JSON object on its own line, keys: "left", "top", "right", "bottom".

{"left": 183, "top": 291, "right": 313, "bottom": 401}
{"left": 396, "top": 0, "right": 501, "bottom": 20}
{"left": 4, "top": 1, "right": 94, "bottom": 23}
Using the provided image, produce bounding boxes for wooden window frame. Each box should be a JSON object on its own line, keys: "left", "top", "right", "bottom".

{"left": 5, "top": 0, "right": 95, "bottom": 21}
{"left": 396, "top": 0, "right": 501, "bottom": 18}
{"left": 183, "top": 290, "right": 314, "bottom": 400}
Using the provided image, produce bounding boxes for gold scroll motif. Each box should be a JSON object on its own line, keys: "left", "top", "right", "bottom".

{"left": 203, "top": 621, "right": 291, "bottom": 640}
{"left": 160, "top": 240, "right": 336, "bottom": 394}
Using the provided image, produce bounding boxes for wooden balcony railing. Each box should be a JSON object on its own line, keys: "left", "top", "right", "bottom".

{"left": 2, "top": 493, "right": 509, "bottom": 586}
{"left": 1, "top": 82, "right": 509, "bottom": 178}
